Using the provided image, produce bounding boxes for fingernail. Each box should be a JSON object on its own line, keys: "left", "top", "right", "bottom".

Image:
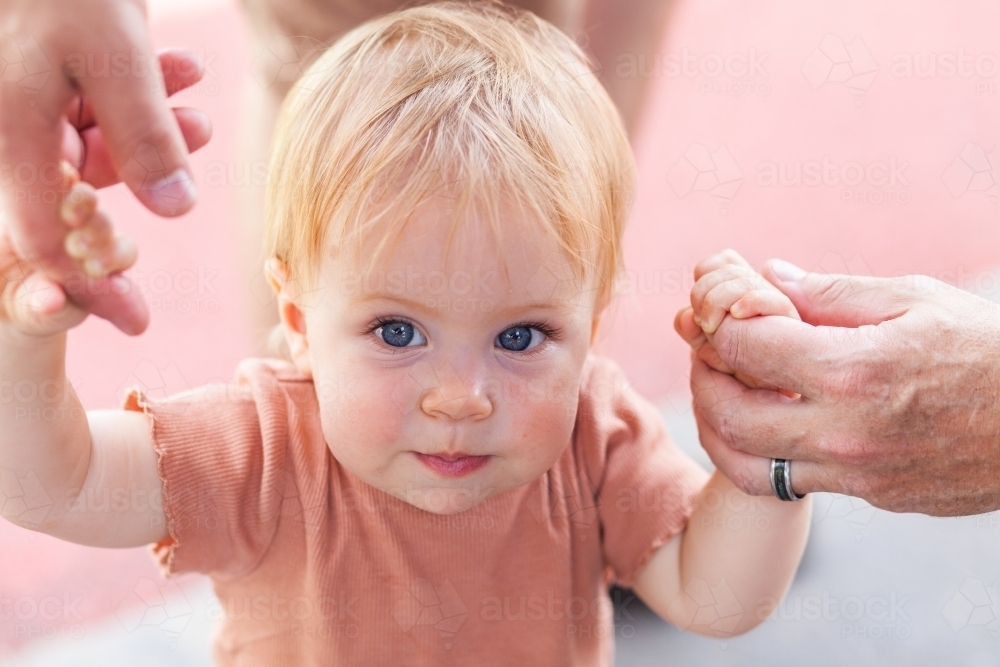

{"left": 60, "top": 191, "right": 91, "bottom": 227}
{"left": 65, "top": 232, "right": 90, "bottom": 258}
{"left": 84, "top": 258, "right": 106, "bottom": 278}
{"left": 769, "top": 259, "right": 807, "bottom": 282}
{"left": 59, "top": 199, "right": 78, "bottom": 226}
{"left": 60, "top": 159, "right": 80, "bottom": 187}
{"left": 146, "top": 169, "right": 197, "bottom": 215}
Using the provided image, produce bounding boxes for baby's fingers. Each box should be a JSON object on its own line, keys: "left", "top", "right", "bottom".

{"left": 63, "top": 208, "right": 137, "bottom": 279}
{"left": 3, "top": 271, "right": 88, "bottom": 337}
{"left": 691, "top": 263, "right": 757, "bottom": 327}
{"left": 731, "top": 290, "right": 802, "bottom": 322}
{"left": 699, "top": 275, "right": 762, "bottom": 334}
{"left": 693, "top": 249, "right": 752, "bottom": 281}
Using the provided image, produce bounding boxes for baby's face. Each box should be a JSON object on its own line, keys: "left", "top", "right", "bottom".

{"left": 281, "top": 197, "right": 601, "bottom": 514}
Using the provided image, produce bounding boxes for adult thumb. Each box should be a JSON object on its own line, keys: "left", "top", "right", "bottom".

{"left": 761, "top": 259, "right": 909, "bottom": 327}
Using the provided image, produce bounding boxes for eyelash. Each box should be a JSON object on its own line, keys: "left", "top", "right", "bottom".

{"left": 367, "top": 316, "right": 563, "bottom": 356}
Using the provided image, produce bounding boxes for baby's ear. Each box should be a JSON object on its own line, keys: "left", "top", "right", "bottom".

{"left": 264, "top": 258, "right": 289, "bottom": 296}
{"left": 263, "top": 258, "right": 312, "bottom": 375}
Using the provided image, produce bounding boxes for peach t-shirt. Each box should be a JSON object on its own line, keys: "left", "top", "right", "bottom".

{"left": 122, "top": 352, "right": 709, "bottom": 666}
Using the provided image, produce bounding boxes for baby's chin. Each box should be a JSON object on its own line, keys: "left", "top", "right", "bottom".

{"left": 330, "top": 446, "right": 559, "bottom": 515}
{"left": 367, "top": 467, "right": 528, "bottom": 515}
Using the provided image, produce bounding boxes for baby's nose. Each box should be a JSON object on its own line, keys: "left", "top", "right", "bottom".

{"left": 417, "top": 361, "right": 493, "bottom": 421}
{"left": 421, "top": 386, "right": 492, "bottom": 420}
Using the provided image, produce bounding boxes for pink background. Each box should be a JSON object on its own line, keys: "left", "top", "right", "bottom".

{"left": 1, "top": 0, "right": 998, "bottom": 653}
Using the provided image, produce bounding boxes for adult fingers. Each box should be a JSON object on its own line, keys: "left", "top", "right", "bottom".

{"left": 78, "top": 107, "right": 212, "bottom": 189}
{"left": 693, "top": 406, "right": 773, "bottom": 496}
{"left": 695, "top": 407, "right": 828, "bottom": 497}
{"left": 761, "top": 259, "right": 911, "bottom": 327}
{"left": 708, "top": 313, "right": 853, "bottom": 397}
{"left": 690, "top": 357, "right": 824, "bottom": 461}
{"left": 70, "top": 8, "right": 197, "bottom": 217}
{"left": 66, "top": 48, "right": 205, "bottom": 131}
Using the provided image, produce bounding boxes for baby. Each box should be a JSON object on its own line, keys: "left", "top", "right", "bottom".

{"left": 0, "top": 2, "right": 810, "bottom": 664}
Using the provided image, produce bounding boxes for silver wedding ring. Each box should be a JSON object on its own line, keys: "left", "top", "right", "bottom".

{"left": 769, "top": 458, "right": 805, "bottom": 501}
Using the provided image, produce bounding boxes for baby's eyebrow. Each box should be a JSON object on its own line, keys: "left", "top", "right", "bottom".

{"left": 351, "top": 293, "right": 574, "bottom": 317}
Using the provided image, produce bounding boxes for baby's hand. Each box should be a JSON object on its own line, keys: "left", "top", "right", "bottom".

{"left": 0, "top": 162, "right": 137, "bottom": 338}
{"left": 674, "top": 249, "right": 800, "bottom": 391}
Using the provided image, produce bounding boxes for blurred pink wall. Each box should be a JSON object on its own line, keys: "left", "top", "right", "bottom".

{"left": 595, "top": 0, "right": 1000, "bottom": 398}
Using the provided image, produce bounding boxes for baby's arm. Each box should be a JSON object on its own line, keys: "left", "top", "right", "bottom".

{"left": 631, "top": 470, "right": 810, "bottom": 636}
{"left": 630, "top": 250, "right": 811, "bottom": 637}
{"left": 0, "top": 167, "right": 166, "bottom": 547}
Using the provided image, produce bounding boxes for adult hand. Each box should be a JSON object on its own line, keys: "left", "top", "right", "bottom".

{"left": 0, "top": 1, "right": 211, "bottom": 335}
{"left": 690, "top": 259, "right": 1000, "bottom": 517}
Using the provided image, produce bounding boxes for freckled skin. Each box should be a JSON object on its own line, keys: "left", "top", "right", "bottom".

{"left": 684, "top": 253, "right": 1000, "bottom": 517}
{"left": 276, "top": 197, "right": 599, "bottom": 514}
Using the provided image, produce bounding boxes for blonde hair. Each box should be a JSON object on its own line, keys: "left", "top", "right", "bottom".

{"left": 264, "top": 0, "right": 636, "bottom": 313}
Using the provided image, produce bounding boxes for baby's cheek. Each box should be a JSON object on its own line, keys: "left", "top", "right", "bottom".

{"left": 316, "top": 372, "right": 405, "bottom": 461}
{"left": 508, "top": 379, "right": 579, "bottom": 468}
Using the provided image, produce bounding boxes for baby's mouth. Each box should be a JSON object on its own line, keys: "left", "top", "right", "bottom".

{"left": 413, "top": 451, "right": 491, "bottom": 477}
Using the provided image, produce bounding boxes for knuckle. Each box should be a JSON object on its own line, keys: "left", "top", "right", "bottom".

{"left": 828, "top": 435, "right": 874, "bottom": 468}
{"left": 729, "top": 465, "right": 758, "bottom": 495}
{"left": 713, "top": 407, "right": 747, "bottom": 450}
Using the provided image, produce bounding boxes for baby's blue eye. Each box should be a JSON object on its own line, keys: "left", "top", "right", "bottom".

{"left": 496, "top": 325, "right": 541, "bottom": 352}
{"left": 376, "top": 320, "right": 426, "bottom": 348}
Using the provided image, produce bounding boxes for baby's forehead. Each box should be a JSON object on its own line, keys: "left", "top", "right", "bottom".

{"left": 331, "top": 199, "right": 580, "bottom": 289}
{"left": 330, "top": 249, "right": 588, "bottom": 310}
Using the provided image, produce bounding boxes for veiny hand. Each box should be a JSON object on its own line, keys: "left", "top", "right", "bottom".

{"left": 0, "top": 0, "right": 213, "bottom": 335}
{"left": 691, "top": 258, "right": 1000, "bottom": 517}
